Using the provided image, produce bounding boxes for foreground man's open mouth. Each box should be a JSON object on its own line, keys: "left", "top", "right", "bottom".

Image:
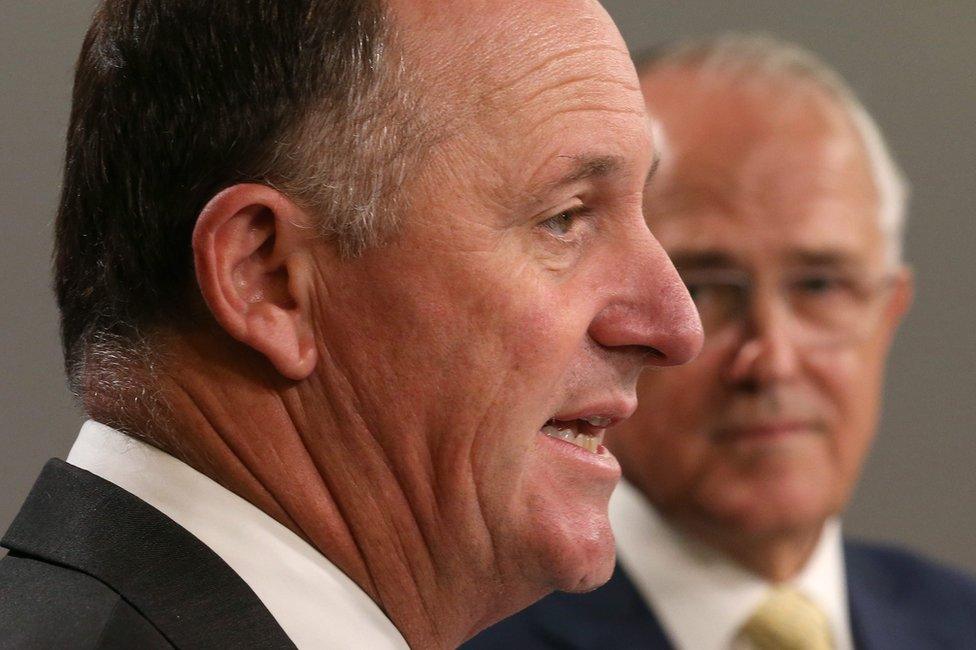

{"left": 540, "top": 416, "right": 612, "bottom": 454}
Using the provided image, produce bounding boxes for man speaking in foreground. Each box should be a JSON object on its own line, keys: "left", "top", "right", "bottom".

{"left": 467, "top": 35, "right": 976, "bottom": 649}
{"left": 0, "top": 1, "right": 704, "bottom": 647}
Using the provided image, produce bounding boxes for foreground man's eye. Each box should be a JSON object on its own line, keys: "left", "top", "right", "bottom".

{"left": 539, "top": 206, "right": 588, "bottom": 238}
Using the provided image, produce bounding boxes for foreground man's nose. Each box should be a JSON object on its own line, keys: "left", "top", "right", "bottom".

{"left": 588, "top": 230, "right": 703, "bottom": 367}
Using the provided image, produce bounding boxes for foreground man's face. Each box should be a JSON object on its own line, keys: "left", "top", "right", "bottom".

{"left": 611, "top": 67, "right": 910, "bottom": 542}
{"left": 306, "top": 0, "right": 700, "bottom": 602}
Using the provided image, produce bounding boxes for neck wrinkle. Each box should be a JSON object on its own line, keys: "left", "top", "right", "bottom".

{"left": 154, "top": 332, "right": 464, "bottom": 649}
{"left": 284, "top": 380, "right": 456, "bottom": 648}
{"left": 295, "top": 341, "right": 493, "bottom": 648}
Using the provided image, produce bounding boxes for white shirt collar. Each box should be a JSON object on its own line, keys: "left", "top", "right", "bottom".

{"left": 66, "top": 420, "right": 409, "bottom": 650}
{"left": 610, "top": 480, "right": 854, "bottom": 650}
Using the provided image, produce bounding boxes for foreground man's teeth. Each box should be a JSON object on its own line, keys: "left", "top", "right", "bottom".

{"left": 541, "top": 420, "right": 605, "bottom": 454}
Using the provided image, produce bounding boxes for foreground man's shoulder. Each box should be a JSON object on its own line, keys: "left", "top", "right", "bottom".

{"left": 0, "top": 552, "right": 171, "bottom": 649}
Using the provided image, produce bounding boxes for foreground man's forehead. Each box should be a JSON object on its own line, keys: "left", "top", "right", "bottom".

{"left": 387, "top": 0, "right": 631, "bottom": 82}
{"left": 385, "top": 0, "right": 652, "bottom": 208}
{"left": 390, "top": 0, "right": 610, "bottom": 25}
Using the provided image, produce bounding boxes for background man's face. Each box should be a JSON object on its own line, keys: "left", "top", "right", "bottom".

{"left": 611, "top": 67, "right": 909, "bottom": 542}
{"left": 303, "top": 1, "right": 700, "bottom": 604}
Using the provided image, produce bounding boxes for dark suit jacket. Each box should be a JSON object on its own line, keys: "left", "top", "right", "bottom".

{"left": 465, "top": 540, "right": 976, "bottom": 649}
{"left": 0, "top": 459, "right": 296, "bottom": 649}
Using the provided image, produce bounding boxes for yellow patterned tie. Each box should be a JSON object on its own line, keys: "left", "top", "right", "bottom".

{"left": 740, "top": 587, "right": 834, "bottom": 650}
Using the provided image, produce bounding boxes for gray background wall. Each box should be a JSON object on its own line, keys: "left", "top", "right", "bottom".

{"left": 2, "top": 1, "right": 974, "bottom": 571}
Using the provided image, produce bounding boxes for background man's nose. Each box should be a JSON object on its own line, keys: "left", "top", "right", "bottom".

{"left": 588, "top": 228, "right": 703, "bottom": 367}
{"left": 724, "top": 296, "right": 801, "bottom": 388}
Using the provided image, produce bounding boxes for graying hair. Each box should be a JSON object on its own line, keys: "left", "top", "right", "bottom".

{"left": 66, "top": 3, "right": 431, "bottom": 435}
{"left": 638, "top": 33, "right": 909, "bottom": 267}
{"left": 259, "top": 29, "right": 430, "bottom": 257}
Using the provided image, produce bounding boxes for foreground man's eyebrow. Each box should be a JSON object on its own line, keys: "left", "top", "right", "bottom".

{"left": 526, "top": 152, "right": 658, "bottom": 205}
{"left": 518, "top": 154, "right": 626, "bottom": 209}
{"left": 554, "top": 154, "right": 625, "bottom": 187}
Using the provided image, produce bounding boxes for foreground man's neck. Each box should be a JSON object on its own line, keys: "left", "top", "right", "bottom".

{"left": 93, "top": 335, "right": 472, "bottom": 649}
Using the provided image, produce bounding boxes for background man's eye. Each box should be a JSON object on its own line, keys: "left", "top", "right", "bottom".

{"left": 684, "top": 282, "right": 703, "bottom": 301}
{"left": 796, "top": 275, "right": 843, "bottom": 294}
{"left": 683, "top": 281, "right": 741, "bottom": 308}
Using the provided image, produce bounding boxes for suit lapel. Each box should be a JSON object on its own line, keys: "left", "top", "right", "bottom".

{"left": 532, "top": 565, "right": 673, "bottom": 649}
{"left": 845, "top": 542, "right": 927, "bottom": 650}
{"left": 2, "top": 459, "right": 295, "bottom": 650}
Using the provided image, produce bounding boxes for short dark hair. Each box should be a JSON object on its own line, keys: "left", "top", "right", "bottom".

{"left": 54, "top": 0, "right": 422, "bottom": 393}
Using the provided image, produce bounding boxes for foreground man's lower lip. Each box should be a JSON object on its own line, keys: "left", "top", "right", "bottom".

{"left": 537, "top": 424, "right": 621, "bottom": 480}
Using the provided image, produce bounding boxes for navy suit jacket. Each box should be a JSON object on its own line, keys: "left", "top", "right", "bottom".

{"left": 466, "top": 541, "right": 976, "bottom": 649}
{"left": 0, "top": 459, "right": 296, "bottom": 649}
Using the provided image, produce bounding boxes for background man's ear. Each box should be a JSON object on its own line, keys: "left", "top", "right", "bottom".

{"left": 193, "top": 184, "right": 318, "bottom": 380}
{"left": 886, "top": 266, "right": 915, "bottom": 329}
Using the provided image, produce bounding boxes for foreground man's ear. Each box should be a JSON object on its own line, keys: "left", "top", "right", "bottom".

{"left": 193, "top": 183, "right": 318, "bottom": 380}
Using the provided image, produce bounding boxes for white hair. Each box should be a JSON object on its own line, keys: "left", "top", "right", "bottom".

{"left": 639, "top": 33, "right": 909, "bottom": 267}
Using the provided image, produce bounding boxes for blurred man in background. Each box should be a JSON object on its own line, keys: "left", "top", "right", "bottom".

{"left": 467, "top": 34, "right": 976, "bottom": 650}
